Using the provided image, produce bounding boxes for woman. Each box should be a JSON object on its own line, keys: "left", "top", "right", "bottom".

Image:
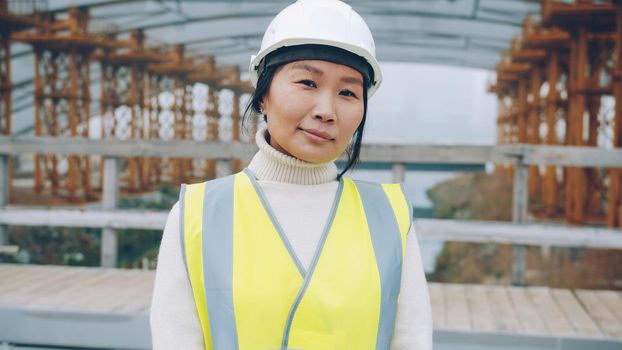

{"left": 150, "top": 0, "right": 432, "bottom": 349}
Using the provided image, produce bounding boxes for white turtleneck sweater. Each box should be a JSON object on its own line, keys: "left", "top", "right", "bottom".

{"left": 150, "top": 128, "right": 433, "bottom": 349}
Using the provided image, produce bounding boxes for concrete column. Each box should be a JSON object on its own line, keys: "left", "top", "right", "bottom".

{"left": 216, "top": 159, "right": 233, "bottom": 178}
{"left": 101, "top": 157, "right": 119, "bottom": 268}
{"left": 512, "top": 159, "right": 529, "bottom": 286}
{"left": 512, "top": 161, "right": 529, "bottom": 223}
{"left": 392, "top": 163, "right": 406, "bottom": 183}
{"left": 0, "top": 227, "right": 6, "bottom": 250}
{"left": 0, "top": 155, "right": 8, "bottom": 246}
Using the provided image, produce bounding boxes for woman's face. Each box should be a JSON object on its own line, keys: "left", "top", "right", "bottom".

{"left": 261, "top": 59, "right": 365, "bottom": 163}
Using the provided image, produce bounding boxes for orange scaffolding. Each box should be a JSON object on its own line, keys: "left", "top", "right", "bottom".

{"left": 492, "top": 0, "right": 622, "bottom": 227}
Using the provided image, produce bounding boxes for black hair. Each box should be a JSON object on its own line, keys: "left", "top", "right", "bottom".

{"left": 242, "top": 63, "right": 368, "bottom": 180}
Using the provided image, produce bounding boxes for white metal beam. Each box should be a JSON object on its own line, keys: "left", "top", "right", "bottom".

{"left": 0, "top": 137, "right": 621, "bottom": 168}
{"left": 1, "top": 209, "right": 621, "bottom": 250}
{"left": 416, "top": 219, "right": 622, "bottom": 250}
{"left": 0, "top": 209, "right": 168, "bottom": 230}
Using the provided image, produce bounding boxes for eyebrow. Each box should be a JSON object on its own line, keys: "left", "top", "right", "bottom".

{"left": 341, "top": 76, "right": 364, "bottom": 87}
{"left": 290, "top": 63, "right": 364, "bottom": 87}
{"left": 290, "top": 63, "right": 323, "bottom": 75}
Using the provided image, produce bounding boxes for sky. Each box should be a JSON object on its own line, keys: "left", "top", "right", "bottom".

{"left": 351, "top": 61, "right": 498, "bottom": 207}
{"left": 365, "top": 62, "right": 498, "bottom": 146}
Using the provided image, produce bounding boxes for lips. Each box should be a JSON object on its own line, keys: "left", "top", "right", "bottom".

{"left": 300, "top": 128, "right": 334, "bottom": 141}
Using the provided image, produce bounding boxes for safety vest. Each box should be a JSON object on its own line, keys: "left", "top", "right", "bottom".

{"left": 180, "top": 169, "right": 411, "bottom": 350}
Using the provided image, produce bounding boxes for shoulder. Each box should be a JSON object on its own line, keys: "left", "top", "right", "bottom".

{"left": 181, "top": 173, "right": 239, "bottom": 196}
{"left": 169, "top": 201, "right": 180, "bottom": 217}
{"left": 347, "top": 178, "right": 412, "bottom": 235}
{"left": 347, "top": 178, "right": 410, "bottom": 206}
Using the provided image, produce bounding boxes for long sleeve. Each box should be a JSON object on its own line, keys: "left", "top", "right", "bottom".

{"left": 150, "top": 202, "right": 204, "bottom": 350}
{"left": 390, "top": 224, "right": 433, "bottom": 350}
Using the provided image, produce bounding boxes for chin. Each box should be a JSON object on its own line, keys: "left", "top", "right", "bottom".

{"left": 294, "top": 151, "right": 338, "bottom": 164}
{"left": 285, "top": 141, "right": 345, "bottom": 164}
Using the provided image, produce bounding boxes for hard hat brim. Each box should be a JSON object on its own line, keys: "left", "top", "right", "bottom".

{"left": 249, "top": 38, "right": 382, "bottom": 97}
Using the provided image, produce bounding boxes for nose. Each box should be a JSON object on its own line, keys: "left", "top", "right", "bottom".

{"left": 313, "top": 92, "right": 337, "bottom": 123}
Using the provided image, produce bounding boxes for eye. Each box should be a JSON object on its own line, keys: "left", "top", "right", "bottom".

{"left": 297, "top": 79, "right": 317, "bottom": 88}
{"left": 339, "top": 89, "right": 358, "bottom": 98}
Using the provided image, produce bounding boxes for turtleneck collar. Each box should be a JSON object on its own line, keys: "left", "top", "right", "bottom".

{"left": 247, "top": 126, "right": 338, "bottom": 185}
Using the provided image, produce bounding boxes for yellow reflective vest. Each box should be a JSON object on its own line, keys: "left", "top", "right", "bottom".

{"left": 180, "top": 169, "right": 411, "bottom": 350}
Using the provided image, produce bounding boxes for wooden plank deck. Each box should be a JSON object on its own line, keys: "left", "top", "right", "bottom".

{"left": 1, "top": 264, "right": 622, "bottom": 349}
{"left": 0, "top": 264, "right": 153, "bottom": 314}
{"left": 431, "top": 281, "right": 622, "bottom": 340}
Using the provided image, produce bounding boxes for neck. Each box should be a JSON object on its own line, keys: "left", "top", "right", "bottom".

{"left": 247, "top": 126, "right": 338, "bottom": 185}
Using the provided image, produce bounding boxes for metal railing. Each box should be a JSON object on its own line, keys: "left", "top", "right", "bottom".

{"left": 0, "top": 136, "right": 621, "bottom": 284}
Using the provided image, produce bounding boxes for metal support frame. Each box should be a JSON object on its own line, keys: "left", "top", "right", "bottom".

{"left": 11, "top": 8, "right": 226, "bottom": 206}
{"left": 15, "top": 7, "right": 98, "bottom": 202}
{"left": 565, "top": 25, "right": 589, "bottom": 224}
{"left": 493, "top": 0, "right": 622, "bottom": 227}
{"left": 99, "top": 31, "right": 153, "bottom": 193}
{"left": 520, "top": 16, "right": 572, "bottom": 222}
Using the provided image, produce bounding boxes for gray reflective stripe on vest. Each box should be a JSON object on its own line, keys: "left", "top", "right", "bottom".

{"left": 179, "top": 184, "right": 189, "bottom": 278}
{"left": 354, "top": 180, "right": 404, "bottom": 350}
{"left": 202, "top": 175, "right": 239, "bottom": 350}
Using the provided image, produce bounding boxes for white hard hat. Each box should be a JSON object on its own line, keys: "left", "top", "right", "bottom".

{"left": 249, "top": 0, "right": 383, "bottom": 97}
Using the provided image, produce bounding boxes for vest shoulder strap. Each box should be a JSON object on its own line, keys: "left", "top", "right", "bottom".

{"left": 351, "top": 179, "right": 412, "bottom": 240}
{"left": 179, "top": 175, "right": 237, "bottom": 350}
{"left": 347, "top": 179, "right": 410, "bottom": 348}
{"left": 179, "top": 175, "right": 236, "bottom": 271}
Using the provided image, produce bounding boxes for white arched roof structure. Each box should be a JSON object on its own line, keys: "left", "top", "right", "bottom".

{"left": 8, "top": 0, "right": 541, "bottom": 135}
